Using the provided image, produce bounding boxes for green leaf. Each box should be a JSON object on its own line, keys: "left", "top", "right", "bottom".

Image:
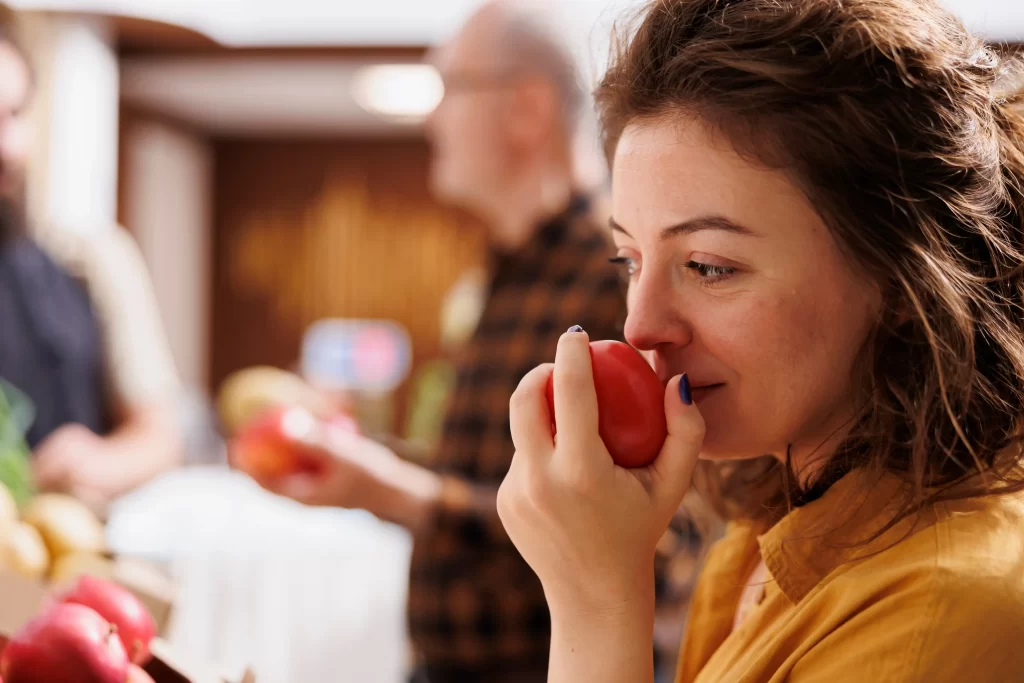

{"left": 0, "top": 380, "right": 36, "bottom": 506}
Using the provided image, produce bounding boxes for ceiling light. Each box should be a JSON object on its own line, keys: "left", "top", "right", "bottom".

{"left": 351, "top": 64, "right": 443, "bottom": 121}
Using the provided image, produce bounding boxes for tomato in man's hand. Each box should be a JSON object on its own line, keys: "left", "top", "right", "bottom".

{"left": 546, "top": 340, "right": 668, "bottom": 468}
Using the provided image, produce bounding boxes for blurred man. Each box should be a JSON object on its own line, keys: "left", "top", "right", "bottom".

{"left": 260, "top": 3, "right": 626, "bottom": 681}
{"left": 0, "top": 8, "right": 183, "bottom": 509}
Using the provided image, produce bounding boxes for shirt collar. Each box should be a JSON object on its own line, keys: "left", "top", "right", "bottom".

{"left": 491, "top": 194, "right": 591, "bottom": 269}
{"left": 757, "top": 469, "right": 918, "bottom": 603}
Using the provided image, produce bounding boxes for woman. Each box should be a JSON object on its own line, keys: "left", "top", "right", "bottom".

{"left": 497, "top": 0, "right": 1024, "bottom": 681}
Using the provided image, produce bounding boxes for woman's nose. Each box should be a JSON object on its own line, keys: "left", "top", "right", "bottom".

{"left": 624, "top": 274, "right": 693, "bottom": 351}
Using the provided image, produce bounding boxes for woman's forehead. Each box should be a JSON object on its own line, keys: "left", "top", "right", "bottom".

{"left": 611, "top": 121, "right": 824, "bottom": 244}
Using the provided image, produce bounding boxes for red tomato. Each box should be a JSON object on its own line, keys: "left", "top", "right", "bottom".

{"left": 546, "top": 340, "right": 668, "bottom": 468}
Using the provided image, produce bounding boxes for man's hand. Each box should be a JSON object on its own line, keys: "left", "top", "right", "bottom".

{"left": 32, "top": 407, "right": 183, "bottom": 511}
{"left": 254, "top": 424, "right": 444, "bottom": 531}
{"left": 33, "top": 425, "right": 123, "bottom": 510}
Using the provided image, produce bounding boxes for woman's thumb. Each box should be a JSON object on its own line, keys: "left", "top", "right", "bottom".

{"left": 651, "top": 374, "right": 705, "bottom": 508}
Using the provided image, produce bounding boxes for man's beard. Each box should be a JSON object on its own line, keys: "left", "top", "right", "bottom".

{"left": 0, "top": 190, "right": 27, "bottom": 246}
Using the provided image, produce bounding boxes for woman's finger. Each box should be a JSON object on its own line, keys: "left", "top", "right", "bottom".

{"left": 651, "top": 374, "right": 706, "bottom": 510}
{"left": 509, "top": 363, "right": 556, "bottom": 459}
{"left": 552, "top": 327, "right": 599, "bottom": 446}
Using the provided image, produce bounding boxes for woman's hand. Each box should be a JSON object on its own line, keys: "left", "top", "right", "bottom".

{"left": 497, "top": 328, "right": 704, "bottom": 682}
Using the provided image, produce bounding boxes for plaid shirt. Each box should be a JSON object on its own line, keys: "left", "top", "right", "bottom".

{"left": 408, "top": 198, "right": 626, "bottom": 675}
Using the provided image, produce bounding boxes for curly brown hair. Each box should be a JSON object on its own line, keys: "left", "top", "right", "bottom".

{"left": 596, "top": 0, "right": 1024, "bottom": 529}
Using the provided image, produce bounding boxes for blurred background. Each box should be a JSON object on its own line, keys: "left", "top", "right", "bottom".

{"left": 12, "top": 0, "right": 631, "bottom": 430}
{"left": 0, "top": 0, "right": 1019, "bottom": 681}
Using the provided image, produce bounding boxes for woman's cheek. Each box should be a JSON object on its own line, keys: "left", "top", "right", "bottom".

{"left": 692, "top": 296, "right": 771, "bottom": 350}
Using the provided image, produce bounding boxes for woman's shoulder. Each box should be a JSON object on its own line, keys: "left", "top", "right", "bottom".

{"left": 849, "top": 490, "right": 1024, "bottom": 615}
{"left": 858, "top": 492, "right": 1024, "bottom": 679}
{"left": 931, "top": 491, "right": 1024, "bottom": 592}
{"left": 776, "top": 492, "right": 1024, "bottom": 683}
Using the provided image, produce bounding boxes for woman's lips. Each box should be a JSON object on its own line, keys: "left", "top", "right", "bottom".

{"left": 690, "top": 383, "right": 725, "bottom": 402}
{"left": 647, "top": 357, "right": 724, "bottom": 400}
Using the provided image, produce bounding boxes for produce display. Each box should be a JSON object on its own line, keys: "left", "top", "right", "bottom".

{"left": 1, "top": 602, "right": 128, "bottom": 682}
{"left": 0, "top": 380, "right": 110, "bottom": 583}
{"left": 0, "top": 575, "right": 156, "bottom": 683}
{"left": 546, "top": 340, "right": 669, "bottom": 469}
{"left": 55, "top": 575, "right": 157, "bottom": 665}
{"left": 0, "top": 487, "right": 16, "bottom": 550}
{"left": 4, "top": 524, "right": 47, "bottom": 580}
{"left": 0, "top": 385, "right": 246, "bottom": 682}
{"left": 50, "top": 551, "right": 118, "bottom": 586}
{"left": 0, "top": 469, "right": 159, "bottom": 680}
{"left": 0, "top": 489, "right": 108, "bottom": 583}
{"left": 0, "top": 381, "right": 35, "bottom": 507}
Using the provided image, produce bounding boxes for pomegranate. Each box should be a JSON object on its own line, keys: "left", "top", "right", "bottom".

{"left": 0, "top": 603, "right": 129, "bottom": 683}
{"left": 55, "top": 576, "right": 156, "bottom": 666}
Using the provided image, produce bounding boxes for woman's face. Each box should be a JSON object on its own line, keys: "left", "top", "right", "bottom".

{"left": 612, "top": 118, "right": 880, "bottom": 463}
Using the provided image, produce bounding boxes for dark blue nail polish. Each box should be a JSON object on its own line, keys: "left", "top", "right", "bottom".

{"left": 567, "top": 325, "right": 584, "bottom": 333}
{"left": 679, "top": 373, "right": 692, "bottom": 405}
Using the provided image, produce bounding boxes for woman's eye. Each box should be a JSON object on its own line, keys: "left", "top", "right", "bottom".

{"left": 609, "top": 256, "right": 638, "bottom": 276}
{"left": 685, "top": 260, "right": 736, "bottom": 284}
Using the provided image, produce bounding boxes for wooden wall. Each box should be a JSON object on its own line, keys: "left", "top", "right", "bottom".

{"left": 211, "top": 137, "right": 486, "bottom": 426}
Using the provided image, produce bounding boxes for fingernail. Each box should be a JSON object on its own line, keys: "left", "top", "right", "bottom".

{"left": 567, "top": 325, "right": 584, "bottom": 333}
{"left": 679, "top": 373, "right": 692, "bottom": 405}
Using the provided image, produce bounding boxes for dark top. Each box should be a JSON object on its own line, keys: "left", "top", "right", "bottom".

{"left": 0, "top": 237, "right": 108, "bottom": 448}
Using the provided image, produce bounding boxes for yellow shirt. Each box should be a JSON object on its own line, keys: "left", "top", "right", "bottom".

{"left": 677, "top": 470, "right": 1024, "bottom": 683}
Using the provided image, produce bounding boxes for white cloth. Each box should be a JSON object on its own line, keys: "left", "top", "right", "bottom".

{"left": 106, "top": 466, "right": 413, "bottom": 683}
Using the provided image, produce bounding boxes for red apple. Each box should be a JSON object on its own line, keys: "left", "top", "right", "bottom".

{"left": 55, "top": 576, "right": 156, "bottom": 666}
{"left": 229, "top": 406, "right": 325, "bottom": 480}
{"left": 230, "top": 406, "right": 359, "bottom": 482}
{"left": 0, "top": 603, "right": 129, "bottom": 683}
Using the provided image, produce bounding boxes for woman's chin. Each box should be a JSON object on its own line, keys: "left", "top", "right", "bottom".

{"left": 696, "top": 439, "right": 771, "bottom": 462}
{"left": 697, "top": 450, "right": 746, "bottom": 461}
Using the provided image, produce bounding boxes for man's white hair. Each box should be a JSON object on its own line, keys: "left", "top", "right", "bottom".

{"left": 471, "top": 0, "right": 611, "bottom": 189}
{"left": 489, "top": 0, "right": 585, "bottom": 131}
